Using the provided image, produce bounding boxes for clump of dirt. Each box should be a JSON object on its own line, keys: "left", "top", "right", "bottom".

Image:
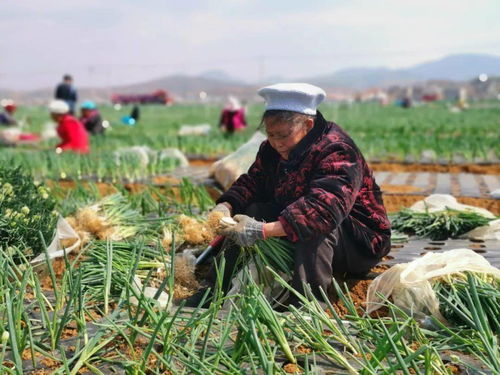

{"left": 370, "top": 264, "right": 390, "bottom": 273}
{"left": 295, "top": 345, "right": 313, "bottom": 354}
{"left": 283, "top": 363, "right": 303, "bottom": 374}
{"left": 60, "top": 327, "right": 78, "bottom": 339}
{"left": 446, "top": 363, "right": 461, "bottom": 374}
{"left": 39, "top": 253, "right": 81, "bottom": 289}
{"left": 328, "top": 262, "right": 394, "bottom": 318}
{"left": 172, "top": 256, "right": 199, "bottom": 299}
{"left": 330, "top": 279, "right": 373, "bottom": 317}
{"left": 369, "top": 162, "right": 500, "bottom": 175}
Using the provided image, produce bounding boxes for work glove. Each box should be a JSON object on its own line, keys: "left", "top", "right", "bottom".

{"left": 221, "top": 214, "right": 265, "bottom": 247}
{"left": 211, "top": 203, "right": 231, "bottom": 218}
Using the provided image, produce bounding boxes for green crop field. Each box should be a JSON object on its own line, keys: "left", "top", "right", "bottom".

{"left": 2, "top": 100, "right": 499, "bottom": 182}
{"left": 0, "top": 101, "right": 499, "bottom": 373}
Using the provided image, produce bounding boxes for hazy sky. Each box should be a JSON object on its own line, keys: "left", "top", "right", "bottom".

{"left": 1, "top": 0, "right": 499, "bottom": 90}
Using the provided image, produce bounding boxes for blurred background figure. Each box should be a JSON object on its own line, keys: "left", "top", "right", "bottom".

{"left": 0, "top": 99, "right": 18, "bottom": 126}
{"left": 80, "top": 100, "right": 105, "bottom": 135}
{"left": 130, "top": 105, "right": 140, "bottom": 122}
{"left": 121, "top": 105, "right": 140, "bottom": 126}
{"left": 457, "top": 87, "right": 469, "bottom": 110}
{"left": 49, "top": 100, "right": 89, "bottom": 154}
{"left": 219, "top": 96, "right": 247, "bottom": 136}
{"left": 55, "top": 74, "right": 78, "bottom": 114}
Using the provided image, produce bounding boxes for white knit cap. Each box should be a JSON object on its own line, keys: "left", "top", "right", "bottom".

{"left": 258, "top": 83, "right": 326, "bottom": 115}
{"left": 225, "top": 96, "right": 241, "bottom": 111}
{"left": 48, "top": 100, "right": 69, "bottom": 114}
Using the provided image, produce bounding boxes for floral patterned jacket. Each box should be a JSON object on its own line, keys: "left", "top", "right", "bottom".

{"left": 217, "top": 111, "right": 391, "bottom": 256}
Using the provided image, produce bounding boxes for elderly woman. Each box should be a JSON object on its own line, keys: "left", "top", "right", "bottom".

{"left": 188, "top": 83, "right": 390, "bottom": 307}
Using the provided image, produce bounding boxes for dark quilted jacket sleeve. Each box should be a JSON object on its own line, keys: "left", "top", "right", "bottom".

{"left": 279, "top": 143, "right": 363, "bottom": 242}
{"left": 216, "top": 142, "right": 266, "bottom": 213}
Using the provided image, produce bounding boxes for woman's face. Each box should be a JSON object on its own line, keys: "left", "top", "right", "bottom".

{"left": 265, "top": 117, "right": 314, "bottom": 160}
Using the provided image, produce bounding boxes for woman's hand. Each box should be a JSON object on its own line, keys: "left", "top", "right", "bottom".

{"left": 221, "top": 214, "right": 265, "bottom": 247}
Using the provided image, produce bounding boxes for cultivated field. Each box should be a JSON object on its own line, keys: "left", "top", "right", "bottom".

{"left": 0, "top": 100, "right": 498, "bottom": 374}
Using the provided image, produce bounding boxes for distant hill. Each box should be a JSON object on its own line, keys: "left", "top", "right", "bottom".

{"left": 304, "top": 53, "right": 500, "bottom": 89}
{"left": 408, "top": 54, "right": 500, "bottom": 81}
{"left": 110, "top": 74, "right": 253, "bottom": 99}
{"left": 3, "top": 53, "right": 500, "bottom": 102}
{"left": 305, "top": 67, "right": 420, "bottom": 89}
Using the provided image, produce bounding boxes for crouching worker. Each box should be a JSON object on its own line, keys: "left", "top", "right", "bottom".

{"left": 80, "top": 101, "right": 105, "bottom": 135}
{"left": 49, "top": 100, "right": 89, "bottom": 154}
{"left": 0, "top": 99, "right": 18, "bottom": 126}
{"left": 186, "top": 83, "right": 391, "bottom": 308}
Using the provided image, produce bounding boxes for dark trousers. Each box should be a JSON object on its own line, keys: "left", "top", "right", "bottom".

{"left": 208, "top": 202, "right": 385, "bottom": 302}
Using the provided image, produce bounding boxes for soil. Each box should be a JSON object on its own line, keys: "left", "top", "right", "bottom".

{"left": 370, "top": 264, "right": 390, "bottom": 273}
{"left": 151, "top": 176, "right": 181, "bottom": 185}
{"left": 188, "top": 158, "right": 218, "bottom": 167}
{"left": 369, "top": 162, "right": 500, "bottom": 175}
{"left": 383, "top": 194, "right": 500, "bottom": 215}
{"left": 172, "top": 256, "right": 200, "bottom": 299}
{"left": 295, "top": 345, "right": 313, "bottom": 354}
{"left": 283, "top": 363, "right": 303, "bottom": 373}
{"left": 47, "top": 180, "right": 119, "bottom": 196}
{"left": 327, "top": 260, "right": 396, "bottom": 319}
{"left": 39, "top": 254, "right": 82, "bottom": 289}
{"left": 381, "top": 184, "right": 424, "bottom": 194}
{"left": 445, "top": 364, "right": 461, "bottom": 374}
{"left": 330, "top": 279, "right": 373, "bottom": 317}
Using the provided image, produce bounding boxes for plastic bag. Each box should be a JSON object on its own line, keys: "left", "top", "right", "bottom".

{"left": 490, "top": 188, "right": 500, "bottom": 199}
{"left": 210, "top": 132, "right": 266, "bottom": 190}
{"left": 41, "top": 122, "right": 58, "bottom": 140}
{"left": 158, "top": 148, "right": 189, "bottom": 168}
{"left": 366, "top": 249, "right": 500, "bottom": 321}
{"left": 129, "top": 275, "right": 170, "bottom": 310}
{"left": 114, "top": 145, "right": 152, "bottom": 167}
{"left": 465, "top": 219, "right": 500, "bottom": 241}
{"left": 31, "top": 216, "right": 81, "bottom": 264}
{"left": 177, "top": 124, "right": 211, "bottom": 137}
{"left": 409, "top": 194, "right": 495, "bottom": 219}
{"left": 409, "top": 194, "right": 497, "bottom": 240}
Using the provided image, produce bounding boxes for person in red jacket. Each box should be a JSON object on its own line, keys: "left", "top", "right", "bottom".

{"left": 186, "top": 83, "right": 390, "bottom": 308}
{"left": 219, "top": 96, "right": 247, "bottom": 135}
{"left": 48, "top": 100, "right": 89, "bottom": 154}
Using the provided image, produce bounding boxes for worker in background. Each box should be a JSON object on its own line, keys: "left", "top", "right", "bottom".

{"left": 186, "top": 83, "right": 391, "bottom": 308}
{"left": 80, "top": 101, "right": 105, "bottom": 135}
{"left": 49, "top": 100, "right": 89, "bottom": 154}
{"left": 55, "top": 74, "right": 78, "bottom": 114}
{"left": 219, "top": 96, "right": 247, "bottom": 136}
{"left": 0, "top": 99, "right": 18, "bottom": 126}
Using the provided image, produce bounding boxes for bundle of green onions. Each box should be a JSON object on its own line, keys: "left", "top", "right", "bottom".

{"left": 435, "top": 272, "right": 499, "bottom": 333}
{"left": 390, "top": 208, "right": 494, "bottom": 240}
{"left": 79, "top": 241, "right": 170, "bottom": 303}
{"left": 250, "top": 238, "right": 294, "bottom": 277}
{"left": 66, "top": 193, "right": 150, "bottom": 241}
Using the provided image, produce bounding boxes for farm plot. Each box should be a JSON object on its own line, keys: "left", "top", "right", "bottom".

{"left": 0, "top": 166, "right": 498, "bottom": 374}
